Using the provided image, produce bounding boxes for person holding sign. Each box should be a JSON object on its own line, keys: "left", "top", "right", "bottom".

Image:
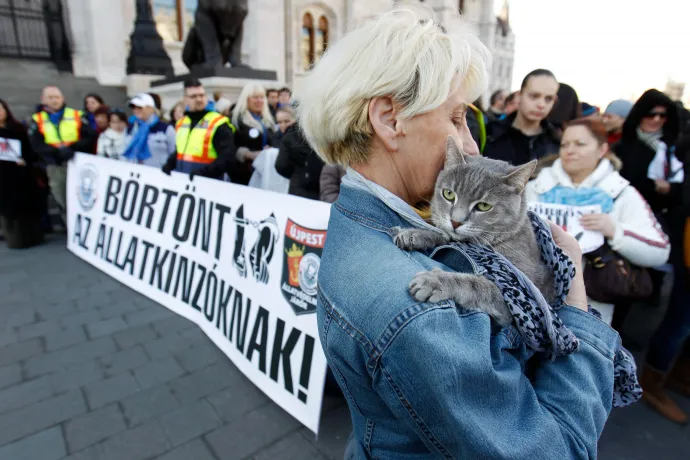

{"left": 298, "top": 6, "right": 620, "bottom": 458}
{"left": 0, "top": 100, "right": 43, "bottom": 248}
{"left": 231, "top": 83, "right": 277, "bottom": 185}
{"left": 162, "top": 79, "right": 238, "bottom": 181}
{"left": 526, "top": 118, "right": 670, "bottom": 325}
{"left": 29, "top": 86, "right": 96, "bottom": 224}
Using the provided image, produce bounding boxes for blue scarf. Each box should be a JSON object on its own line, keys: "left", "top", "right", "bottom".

{"left": 87, "top": 113, "right": 97, "bottom": 130}
{"left": 539, "top": 185, "right": 614, "bottom": 213}
{"left": 123, "top": 115, "right": 158, "bottom": 162}
{"left": 47, "top": 108, "right": 65, "bottom": 127}
{"left": 250, "top": 113, "right": 268, "bottom": 147}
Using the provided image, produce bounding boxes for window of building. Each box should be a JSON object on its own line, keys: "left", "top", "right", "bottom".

{"left": 153, "top": 0, "right": 197, "bottom": 42}
{"left": 300, "top": 8, "right": 331, "bottom": 72}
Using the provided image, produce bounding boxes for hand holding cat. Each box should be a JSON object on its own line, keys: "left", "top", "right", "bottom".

{"left": 548, "top": 222, "right": 588, "bottom": 312}
{"left": 579, "top": 213, "right": 616, "bottom": 239}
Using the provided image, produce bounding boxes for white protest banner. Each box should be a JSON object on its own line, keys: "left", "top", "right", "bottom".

{"left": 528, "top": 202, "right": 604, "bottom": 254}
{"left": 0, "top": 137, "right": 22, "bottom": 162}
{"left": 66, "top": 153, "right": 329, "bottom": 433}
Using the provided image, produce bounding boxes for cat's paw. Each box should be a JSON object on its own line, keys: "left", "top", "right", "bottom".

{"left": 409, "top": 269, "right": 451, "bottom": 303}
{"left": 392, "top": 227, "right": 417, "bottom": 250}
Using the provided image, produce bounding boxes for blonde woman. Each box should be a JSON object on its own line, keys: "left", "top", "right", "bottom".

{"left": 231, "top": 83, "right": 276, "bottom": 185}
{"left": 298, "top": 6, "right": 618, "bottom": 458}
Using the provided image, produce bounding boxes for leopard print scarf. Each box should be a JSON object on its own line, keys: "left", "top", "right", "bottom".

{"left": 459, "top": 211, "right": 641, "bottom": 408}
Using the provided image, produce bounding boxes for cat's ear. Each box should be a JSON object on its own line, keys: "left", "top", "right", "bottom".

{"left": 502, "top": 160, "right": 537, "bottom": 191}
{"left": 445, "top": 136, "right": 467, "bottom": 168}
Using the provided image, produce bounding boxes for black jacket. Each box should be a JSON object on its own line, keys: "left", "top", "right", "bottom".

{"left": 232, "top": 116, "right": 278, "bottom": 185}
{"left": 615, "top": 89, "right": 682, "bottom": 215}
{"left": 164, "top": 110, "right": 238, "bottom": 180}
{"left": 275, "top": 124, "right": 324, "bottom": 200}
{"left": 483, "top": 113, "right": 560, "bottom": 166}
{"left": 28, "top": 106, "right": 96, "bottom": 165}
{"left": 615, "top": 89, "right": 684, "bottom": 259}
{"left": 0, "top": 125, "right": 43, "bottom": 218}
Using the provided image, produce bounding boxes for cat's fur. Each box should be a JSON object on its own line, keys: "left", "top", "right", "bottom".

{"left": 392, "top": 136, "right": 554, "bottom": 326}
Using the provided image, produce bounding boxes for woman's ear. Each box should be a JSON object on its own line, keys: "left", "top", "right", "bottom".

{"left": 368, "top": 97, "right": 398, "bottom": 152}
{"left": 598, "top": 141, "right": 609, "bottom": 159}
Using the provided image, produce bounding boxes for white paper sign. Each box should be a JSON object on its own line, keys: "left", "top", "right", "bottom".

{"left": 528, "top": 202, "right": 604, "bottom": 254}
{"left": 0, "top": 137, "right": 22, "bottom": 162}
{"left": 67, "top": 154, "right": 329, "bottom": 433}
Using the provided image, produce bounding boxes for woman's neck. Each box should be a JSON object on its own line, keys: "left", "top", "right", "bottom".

{"left": 568, "top": 168, "right": 596, "bottom": 186}
{"left": 352, "top": 148, "right": 418, "bottom": 205}
{"left": 513, "top": 112, "right": 542, "bottom": 136}
{"left": 0, "top": 120, "right": 5, "bottom": 128}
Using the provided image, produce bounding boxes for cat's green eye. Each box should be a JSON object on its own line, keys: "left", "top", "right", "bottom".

{"left": 442, "top": 189, "right": 456, "bottom": 201}
{"left": 475, "top": 202, "right": 493, "bottom": 212}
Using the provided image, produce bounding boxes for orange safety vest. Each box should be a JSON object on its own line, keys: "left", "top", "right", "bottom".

{"left": 175, "top": 112, "right": 234, "bottom": 165}
{"left": 32, "top": 108, "right": 82, "bottom": 147}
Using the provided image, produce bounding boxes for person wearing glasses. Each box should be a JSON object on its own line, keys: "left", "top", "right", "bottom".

{"left": 615, "top": 89, "right": 688, "bottom": 424}
{"left": 162, "top": 79, "right": 238, "bottom": 181}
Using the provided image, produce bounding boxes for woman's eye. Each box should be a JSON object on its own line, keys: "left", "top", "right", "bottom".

{"left": 442, "top": 189, "right": 456, "bottom": 201}
{"left": 475, "top": 202, "right": 493, "bottom": 212}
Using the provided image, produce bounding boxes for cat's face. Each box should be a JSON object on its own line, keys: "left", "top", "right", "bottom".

{"left": 430, "top": 137, "right": 536, "bottom": 245}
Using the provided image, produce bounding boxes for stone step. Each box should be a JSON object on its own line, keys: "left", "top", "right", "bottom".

{"left": 1, "top": 59, "right": 128, "bottom": 121}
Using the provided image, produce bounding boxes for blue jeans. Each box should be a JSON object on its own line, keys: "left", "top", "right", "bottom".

{"left": 646, "top": 262, "right": 690, "bottom": 372}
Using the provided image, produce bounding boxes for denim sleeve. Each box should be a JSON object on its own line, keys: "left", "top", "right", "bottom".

{"left": 376, "top": 304, "right": 618, "bottom": 460}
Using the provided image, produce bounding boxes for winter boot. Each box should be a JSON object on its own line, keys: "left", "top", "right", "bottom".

{"left": 640, "top": 365, "right": 688, "bottom": 424}
{"left": 668, "top": 357, "right": 690, "bottom": 398}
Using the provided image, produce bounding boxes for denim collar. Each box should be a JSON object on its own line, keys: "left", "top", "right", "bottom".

{"left": 340, "top": 168, "right": 442, "bottom": 233}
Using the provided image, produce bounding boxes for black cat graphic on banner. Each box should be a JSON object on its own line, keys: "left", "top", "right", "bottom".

{"left": 281, "top": 219, "right": 326, "bottom": 315}
{"left": 232, "top": 205, "right": 278, "bottom": 284}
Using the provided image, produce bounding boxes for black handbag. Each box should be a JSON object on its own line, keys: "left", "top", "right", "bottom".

{"left": 583, "top": 243, "right": 653, "bottom": 303}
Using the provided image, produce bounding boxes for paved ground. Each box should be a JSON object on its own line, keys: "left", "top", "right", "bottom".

{"left": 0, "top": 236, "right": 689, "bottom": 460}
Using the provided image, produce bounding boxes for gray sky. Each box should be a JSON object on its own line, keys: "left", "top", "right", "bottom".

{"left": 506, "top": 0, "right": 689, "bottom": 107}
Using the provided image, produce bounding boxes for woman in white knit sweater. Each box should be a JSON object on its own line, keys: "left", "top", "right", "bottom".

{"left": 525, "top": 117, "right": 670, "bottom": 325}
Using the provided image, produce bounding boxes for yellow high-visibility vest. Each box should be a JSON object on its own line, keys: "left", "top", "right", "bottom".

{"left": 32, "top": 108, "right": 82, "bottom": 147}
{"left": 175, "top": 112, "right": 235, "bottom": 164}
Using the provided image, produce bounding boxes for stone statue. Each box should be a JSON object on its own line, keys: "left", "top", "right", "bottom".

{"left": 182, "top": 0, "right": 248, "bottom": 70}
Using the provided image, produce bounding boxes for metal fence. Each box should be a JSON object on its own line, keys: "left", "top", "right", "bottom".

{"left": 0, "top": 0, "right": 71, "bottom": 70}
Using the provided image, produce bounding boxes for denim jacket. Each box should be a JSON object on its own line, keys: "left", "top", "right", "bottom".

{"left": 317, "top": 170, "right": 619, "bottom": 459}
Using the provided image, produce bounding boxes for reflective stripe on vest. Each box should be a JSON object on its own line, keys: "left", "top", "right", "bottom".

{"left": 32, "top": 108, "right": 82, "bottom": 147}
{"left": 175, "top": 112, "right": 233, "bottom": 165}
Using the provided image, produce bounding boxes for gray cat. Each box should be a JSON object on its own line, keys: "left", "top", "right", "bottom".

{"left": 392, "top": 136, "right": 553, "bottom": 326}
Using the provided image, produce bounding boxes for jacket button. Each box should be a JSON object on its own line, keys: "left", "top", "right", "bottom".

{"left": 305, "top": 173, "right": 310, "bottom": 179}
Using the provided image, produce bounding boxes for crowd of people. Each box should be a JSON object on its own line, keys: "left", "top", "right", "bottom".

{"left": 2, "top": 15, "right": 690, "bottom": 437}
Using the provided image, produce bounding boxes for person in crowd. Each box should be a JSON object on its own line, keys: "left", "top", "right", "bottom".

{"left": 97, "top": 111, "right": 128, "bottom": 160}
{"left": 615, "top": 89, "right": 688, "bottom": 424}
{"left": 214, "top": 98, "right": 232, "bottom": 117}
{"left": 169, "top": 101, "right": 185, "bottom": 125}
{"left": 484, "top": 69, "right": 560, "bottom": 165}
{"left": 275, "top": 106, "right": 323, "bottom": 199}
{"left": 83, "top": 93, "right": 105, "bottom": 130}
{"left": 93, "top": 106, "right": 110, "bottom": 132}
{"left": 29, "top": 86, "right": 95, "bottom": 223}
{"left": 278, "top": 87, "right": 292, "bottom": 108}
{"left": 0, "top": 99, "right": 43, "bottom": 248}
{"left": 123, "top": 93, "right": 175, "bottom": 168}
{"left": 231, "top": 83, "right": 276, "bottom": 185}
{"left": 548, "top": 82, "right": 580, "bottom": 134}
{"left": 267, "top": 88, "right": 279, "bottom": 119}
{"left": 486, "top": 89, "right": 506, "bottom": 122}
{"left": 525, "top": 118, "right": 670, "bottom": 325}
{"left": 297, "top": 6, "right": 618, "bottom": 458}
{"left": 502, "top": 91, "right": 519, "bottom": 117}
{"left": 275, "top": 106, "right": 296, "bottom": 134}
{"left": 148, "top": 92, "right": 164, "bottom": 118}
{"left": 162, "top": 79, "right": 237, "bottom": 181}
{"left": 602, "top": 99, "right": 633, "bottom": 146}
{"left": 580, "top": 102, "right": 600, "bottom": 120}
{"left": 319, "top": 163, "right": 346, "bottom": 203}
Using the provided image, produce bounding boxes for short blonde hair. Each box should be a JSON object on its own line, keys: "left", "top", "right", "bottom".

{"left": 231, "top": 83, "right": 275, "bottom": 127}
{"left": 296, "top": 6, "right": 490, "bottom": 165}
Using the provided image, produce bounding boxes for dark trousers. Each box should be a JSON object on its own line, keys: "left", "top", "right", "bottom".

{"left": 0, "top": 215, "right": 43, "bottom": 249}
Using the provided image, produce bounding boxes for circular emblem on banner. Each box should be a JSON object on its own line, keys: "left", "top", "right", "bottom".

{"left": 298, "top": 253, "right": 320, "bottom": 296}
{"left": 77, "top": 164, "right": 99, "bottom": 211}
{"left": 248, "top": 128, "right": 260, "bottom": 139}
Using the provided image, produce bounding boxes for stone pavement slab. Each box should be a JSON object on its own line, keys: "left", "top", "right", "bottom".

{"left": 0, "top": 236, "right": 689, "bottom": 459}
